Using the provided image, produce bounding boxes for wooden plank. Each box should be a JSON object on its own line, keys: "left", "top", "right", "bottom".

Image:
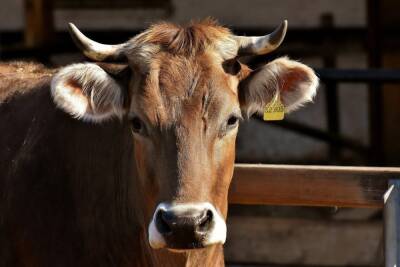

{"left": 229, "top": 164, "right": 400, "bottom": 208}
{"left": 24, "top": 0, "right": 54, "bottom": 47}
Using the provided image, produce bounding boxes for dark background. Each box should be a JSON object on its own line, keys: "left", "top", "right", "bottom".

{"left": 1, "top": 0, "right": 399, "bottom": 266}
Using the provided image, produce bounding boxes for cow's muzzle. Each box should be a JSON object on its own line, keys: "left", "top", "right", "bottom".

{"left": 148, "top": 202, "right": 226, "bottom": 250}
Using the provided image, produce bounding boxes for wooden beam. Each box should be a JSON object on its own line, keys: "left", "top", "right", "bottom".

{"left": 24, "top": 0, "right": 54, "bottom": 48}
{"left": 229, "top": 164, "right": 400, "bottom": 208}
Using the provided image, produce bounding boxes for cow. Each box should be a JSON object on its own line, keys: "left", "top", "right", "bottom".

{"left": 0, "top": 19, "right": 318, "bottom": 267}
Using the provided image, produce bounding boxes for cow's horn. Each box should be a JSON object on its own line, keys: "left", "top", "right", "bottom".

{"left": 235, "top": 20, "right": 288, "bottom": 56}
{"left": 68, "top": 23, "right": 126, "bottom": 61}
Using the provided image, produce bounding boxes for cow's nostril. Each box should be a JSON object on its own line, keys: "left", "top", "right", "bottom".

{"left": 197, "top": 209, "right": 213, "bottom": 232}
{"left": 155, "top": 210, "right": 172, "bottom": 234}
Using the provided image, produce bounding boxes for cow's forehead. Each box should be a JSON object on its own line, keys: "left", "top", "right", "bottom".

{"left": 124, "top": 19, "right": 242, "bottom": 126}
{"left": 129, "top": 52, "right": 239, "bottom": 127}
{"left": 124, "top": 19, "right": 238, "bottom": 71}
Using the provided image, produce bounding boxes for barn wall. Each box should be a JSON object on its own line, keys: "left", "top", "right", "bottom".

{"left": 226, "top": 215, "right": 383, "bottom": 266}
{"left": 1, "top": 0, "right": 366, "bottom": 30}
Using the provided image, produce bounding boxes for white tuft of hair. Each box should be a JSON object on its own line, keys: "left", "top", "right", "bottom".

{"left": 271, "top": 57, "right": 319, "bottom": 113}
{"left": 243, "top": 57, "right": 319, "bottom": 118}
{"left": 51, "top": 63, "right": 125, "bottom": 123}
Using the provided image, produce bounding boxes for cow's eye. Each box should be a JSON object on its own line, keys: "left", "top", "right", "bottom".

{"left": 131, "top": 117, "right": 144, "bottom": 133}
{"left": 227, "top": 115, "right": 239, "bottom": 127}
{"left": 220, "top": 114, "right": 240, "bottom": 137}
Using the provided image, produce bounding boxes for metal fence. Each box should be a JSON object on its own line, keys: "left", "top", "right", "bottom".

{"left": 230, "top": 164, "right": 400, "bottom": 267}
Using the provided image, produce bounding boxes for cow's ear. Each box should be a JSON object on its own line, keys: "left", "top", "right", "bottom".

{"left": 51, "top": 63, "right": 130, "bottom": 123}
{"left": 239, "top": 57, "right": 319, "bottom": 118}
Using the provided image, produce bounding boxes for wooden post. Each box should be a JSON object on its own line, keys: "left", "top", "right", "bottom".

{"left": 24, "top": 0, "right": 54, "bottom": 48}
{"left": 384, "top": 179, "right": 400, "bottom": 267}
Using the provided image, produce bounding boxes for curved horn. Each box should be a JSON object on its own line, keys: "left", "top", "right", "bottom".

{"left": 68, "top": 23, "right": 126, "bottom": 61}
{"left": 235, "top": 20, "right": 288, "bottom": 56}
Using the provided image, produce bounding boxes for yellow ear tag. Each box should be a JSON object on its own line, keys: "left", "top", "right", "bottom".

{"left": 263, "top": 91, "right": 285, "bottom": 121}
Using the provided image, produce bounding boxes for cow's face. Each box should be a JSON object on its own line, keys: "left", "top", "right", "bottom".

{"left": 130, "top": 51, "right": 243, "bottom": 249}
{"left": 51, "top": 19, "right": 318, "bottom": 251}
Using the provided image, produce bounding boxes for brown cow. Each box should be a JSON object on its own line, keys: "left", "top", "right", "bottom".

{"left": 0, "top": 19, "right": 318, "bottom": 266}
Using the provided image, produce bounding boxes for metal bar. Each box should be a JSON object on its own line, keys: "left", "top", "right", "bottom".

{"left": 367, "top": 0, "right": 384, "bottom": 165}
{"left": 0, "top": 29, "right": 373, "bottom": 59}
{"left": 0, "top": 27, "right": 368, "bottom": 45}
{"left": 325, "top": 80, "right": 340, "bottom": 161}
{"left": 321, "top": 14, "right": 341, "bottom": 163}
{"left": 229, "top": 164, "right": 400, "bottom": 208}
{"left": 316, "top": 69, "right": 400, "bottom": 83}
{"left": 5, "top": 44, "right": 400, "bottom": 83}
{"left": 384, "top": 179, "right": 400, "bottom": 267}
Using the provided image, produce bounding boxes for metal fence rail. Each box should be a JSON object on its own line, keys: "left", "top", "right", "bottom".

{"left": 317, "top": 69, "right": 400, "bottom": 83}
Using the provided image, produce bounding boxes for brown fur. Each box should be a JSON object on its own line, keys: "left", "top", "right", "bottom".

{"left": 124, "top": 19, "right": 238, "bottom": 75}
{"left": 0, "top": 19, "right": 317, "bottom": 267}
{"left": 0, "top": 73, "right": 153, "bottom": 266}
{"left": 133, "top": 18, "right": 233, "bottom": 56}
{"left": 0, "top": 26, "right": 240, "bottom": 266}
{"left": 0, "top": 60, "right": 230, "bottom": 266}
{"left": 125, "top": 20, "right": 244, "bottom": 227}
{"left": 0, "top": 21, "right": 246, "bottom": 267}
{"left": 0, "top": 62, "right": 56, "bottom": 103}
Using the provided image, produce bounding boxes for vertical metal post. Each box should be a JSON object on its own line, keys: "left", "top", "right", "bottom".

{"left": 367, "top": 0, "right": 384, "bottom": 165}
{"left": 321, "top": 14, "right": 340, "bottom": 163}
{"left": 384, "top": 179, "right": 400, "bottom": 267}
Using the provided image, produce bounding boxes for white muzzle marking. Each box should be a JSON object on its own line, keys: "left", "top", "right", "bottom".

{"left": 148, "top": 202, "right": 227, "bottom": 249}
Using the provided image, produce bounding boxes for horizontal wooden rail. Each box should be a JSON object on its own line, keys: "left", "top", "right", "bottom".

{"left": 229, "top": 164, "right": 400, "bottom": 208}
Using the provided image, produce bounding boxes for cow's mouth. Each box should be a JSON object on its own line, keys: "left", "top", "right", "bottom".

{"left": 166, "top": 241, "right": 207, "bottom": 251}
{"left": 160, "top": 226, "right": 209, "bottom": 250}
{"left": 148, "top": 202, "right": 227, "bottom": 250}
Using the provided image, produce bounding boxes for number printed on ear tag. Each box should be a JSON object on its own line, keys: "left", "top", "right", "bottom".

{"left": 263, "top": 91, "right": 285, "bottom": 121}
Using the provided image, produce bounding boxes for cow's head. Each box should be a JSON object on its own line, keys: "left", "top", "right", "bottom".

{"left": 51, "top": 19, "right": 318, "bottom": 251}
